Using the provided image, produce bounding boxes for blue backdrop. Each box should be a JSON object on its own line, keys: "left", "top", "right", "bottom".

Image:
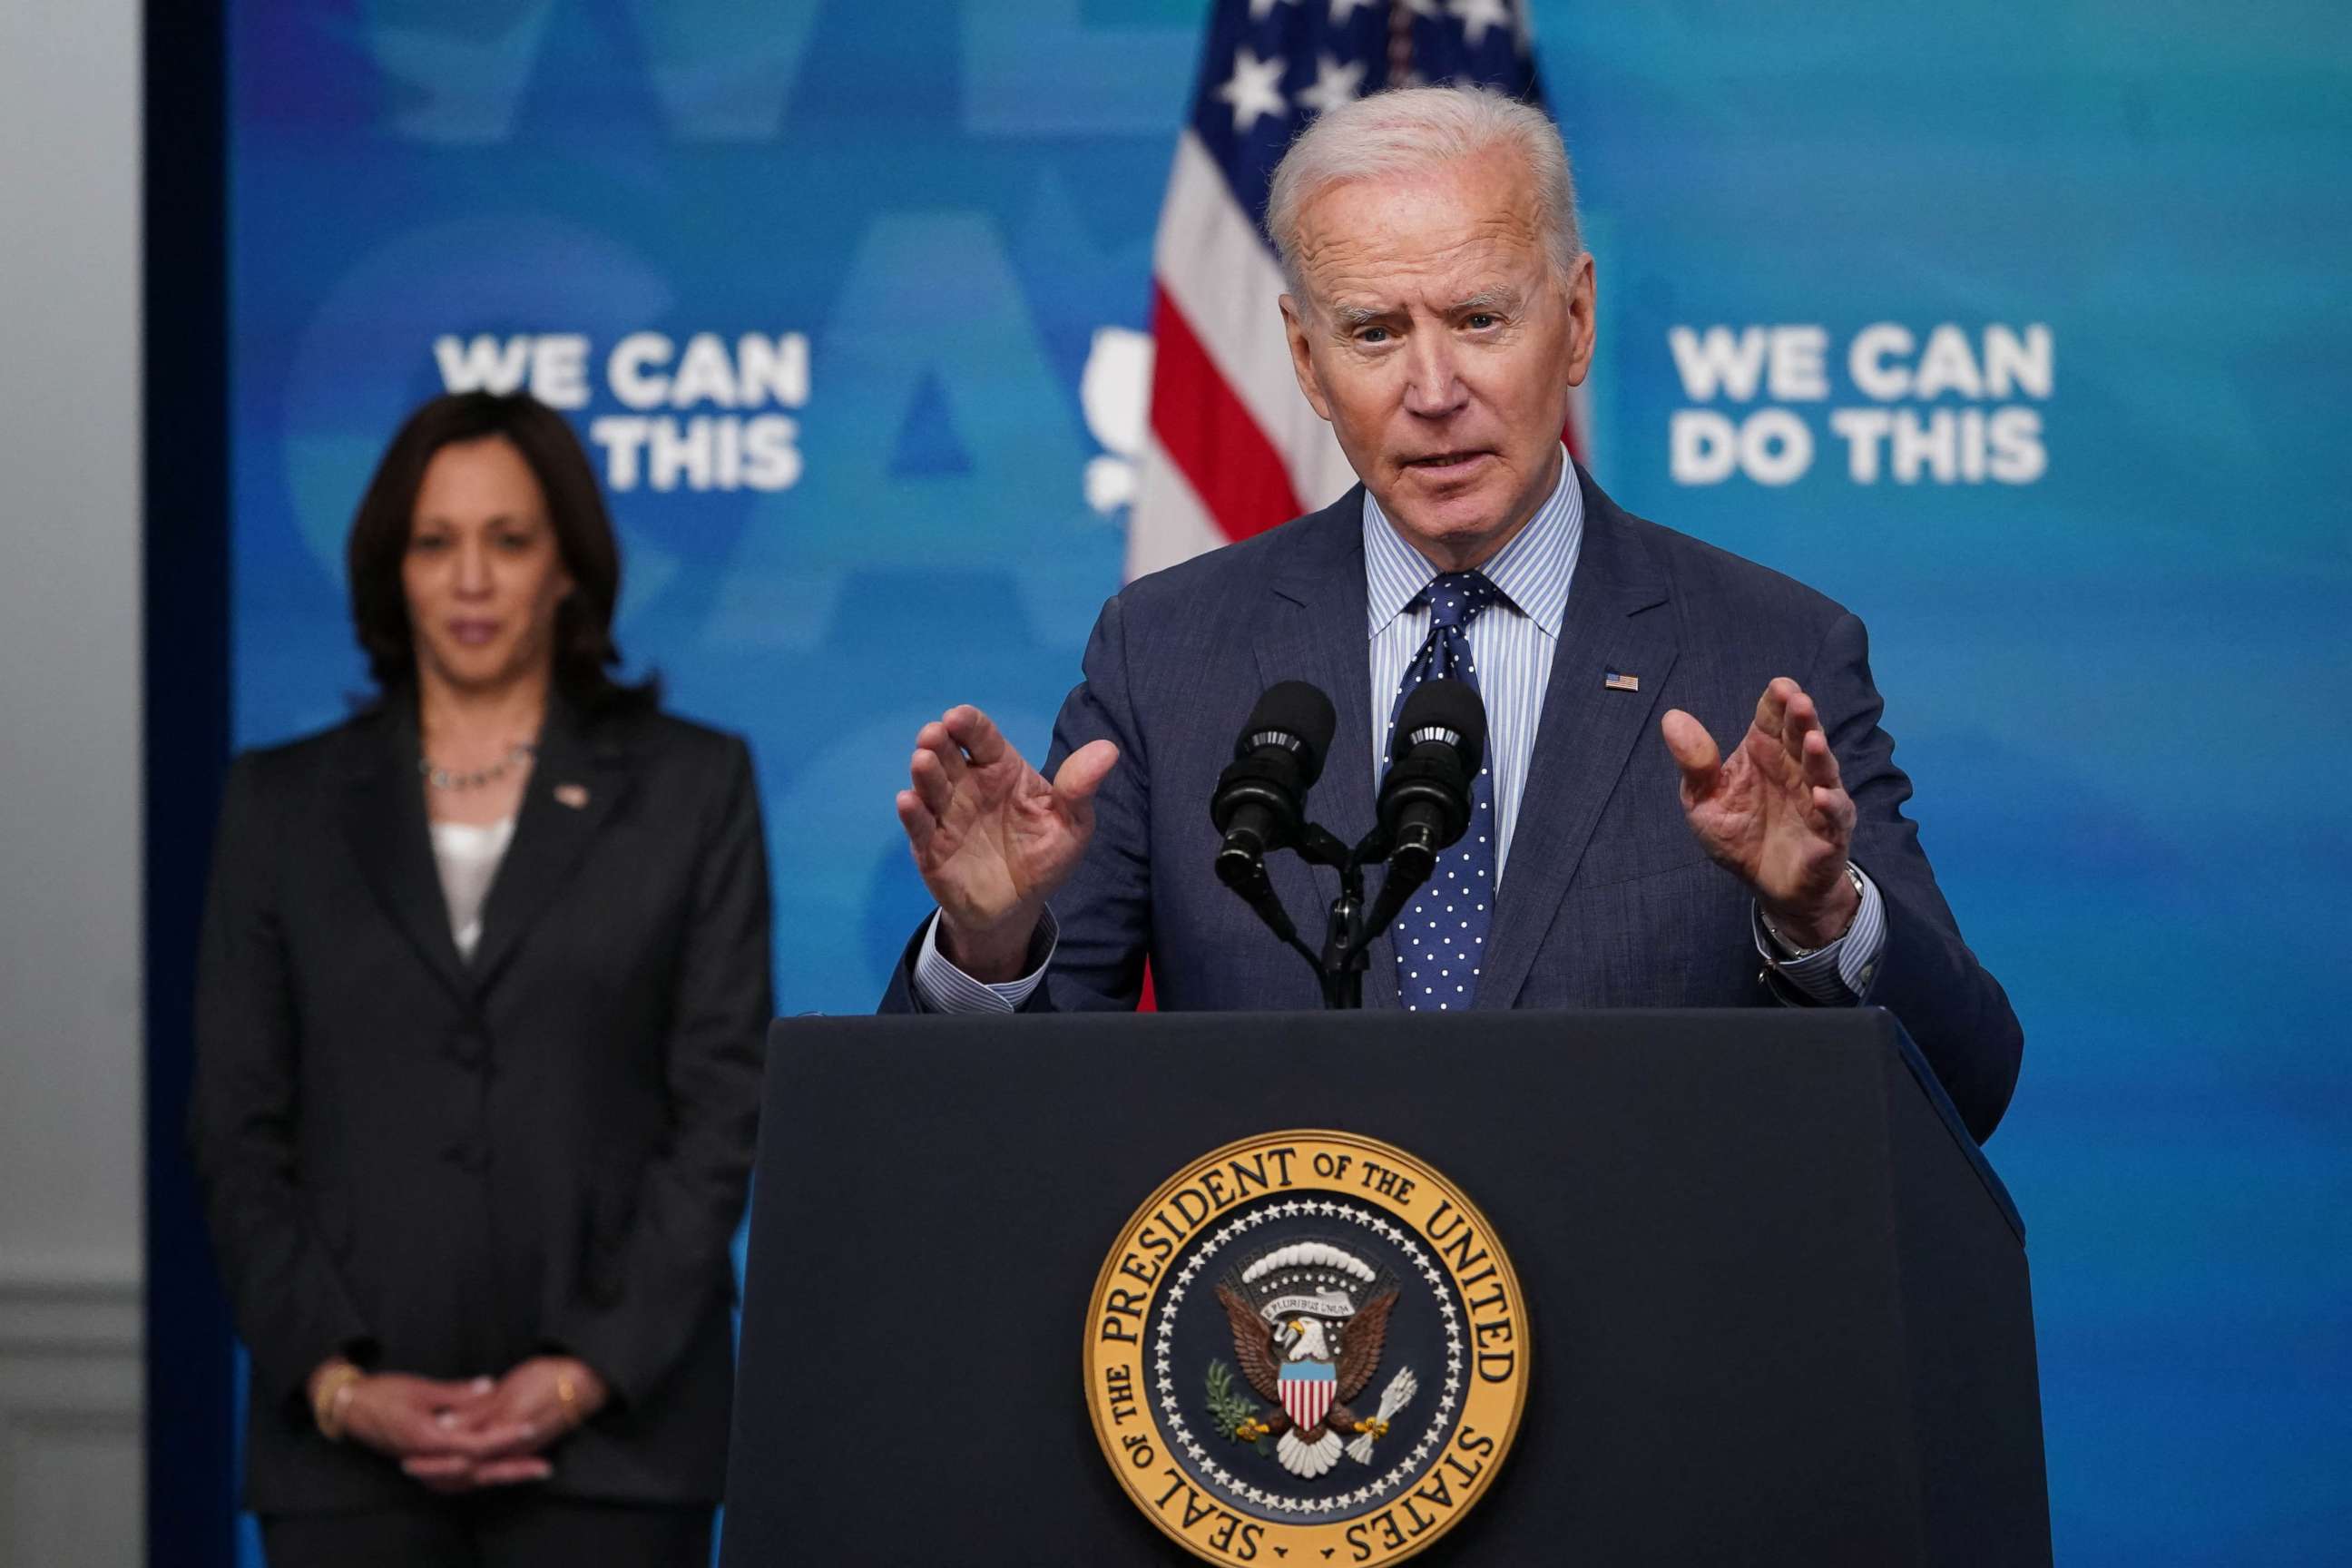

{"left": 223, "top": 3, "right": 2351, "bottom": 1562}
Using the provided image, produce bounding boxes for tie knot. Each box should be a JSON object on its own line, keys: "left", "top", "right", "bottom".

{"left": 1417, "top": 571, "right": 1500, "bottom": 632}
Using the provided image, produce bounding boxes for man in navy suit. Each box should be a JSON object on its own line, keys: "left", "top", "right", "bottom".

{"left": 886, "top": 87, "right": 2021, "bottom": 1142}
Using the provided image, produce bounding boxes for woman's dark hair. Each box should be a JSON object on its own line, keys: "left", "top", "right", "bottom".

{"left": 346, "top": 389, "right": 655, "bottom": 710}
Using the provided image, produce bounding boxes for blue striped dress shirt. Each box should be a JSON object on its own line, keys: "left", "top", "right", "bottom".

{"left": 916, "top": 448, "right": 1884, "bottom": 1010}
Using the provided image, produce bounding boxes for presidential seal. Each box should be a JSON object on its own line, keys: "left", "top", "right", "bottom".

{"left": 1084, "top": 1131, "right": 1529, "bottom": 1564}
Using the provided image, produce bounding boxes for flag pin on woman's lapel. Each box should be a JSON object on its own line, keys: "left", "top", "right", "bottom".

{"left": 554, "top": 782, "right": 590, "bottom": 809}
{"left": 1603, "top": 671, "right": 1641, "bottom": 691}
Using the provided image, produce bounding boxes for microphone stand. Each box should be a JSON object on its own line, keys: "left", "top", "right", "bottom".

{"left": 1231, "top": 823, "right": 1430, "bottom": 1011}
{"left": 1288, "top": 826, "right": 1367, "bottom": 1010}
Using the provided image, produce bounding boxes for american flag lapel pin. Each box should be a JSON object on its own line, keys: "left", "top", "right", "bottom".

{"left": 554, "top": 782, "right": 590, "bottom": 809}
{"left": 1603, "top": 671, "right": 1641, "bottom": 692}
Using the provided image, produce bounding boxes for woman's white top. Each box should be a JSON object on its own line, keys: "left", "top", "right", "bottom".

{"left": 428, "top": 815, "right": 516, "bottom": 962}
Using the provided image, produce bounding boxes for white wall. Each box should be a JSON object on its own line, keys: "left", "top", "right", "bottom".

{"left": 0, "top": 0, "right": 147, "bottom": 1558}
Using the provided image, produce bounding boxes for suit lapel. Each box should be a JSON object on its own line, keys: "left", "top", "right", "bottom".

{"left": 1253, "top": 491, "right": 1401, "bottom": 1010}
{"left": 1475, "top": 475, "right": 1680, "bottom": 1010}
{"left": 468, "top": 698, "right": 629, "bottom": 990}
{"left": 341, "top": 704, "right": 474, "bottom": 1006}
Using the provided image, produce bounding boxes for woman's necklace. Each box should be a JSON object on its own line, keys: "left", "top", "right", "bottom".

{"left": 417, "top": 740, "right": 537, "bottom": 792}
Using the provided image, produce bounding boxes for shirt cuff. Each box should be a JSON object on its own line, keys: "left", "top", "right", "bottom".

{"left": 1753, "top": 864, "right": 1886, "bottom": 1004}
{"left": 909, "top": 909, "right": 1058, "bottom": 1013}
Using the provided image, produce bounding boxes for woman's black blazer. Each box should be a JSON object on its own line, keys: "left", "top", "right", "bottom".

{"left": 188, "top": 694, "right": 771, "bottom": 1514}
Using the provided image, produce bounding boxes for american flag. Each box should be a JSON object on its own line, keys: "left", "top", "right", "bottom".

{"left": 1128, "top": 0, "right": 1567, "bottom": 581}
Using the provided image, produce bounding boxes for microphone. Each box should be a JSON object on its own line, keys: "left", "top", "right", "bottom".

{"left": 1359, "top": 680, "right": 1487, "bottom": 941}
{"left": 1210, "top": 681, "right": 1338, "bottom": 885}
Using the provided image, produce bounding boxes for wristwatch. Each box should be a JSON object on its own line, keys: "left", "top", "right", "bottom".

{"left": 1759, "top": 862, "right": 1866, "bottom": 960}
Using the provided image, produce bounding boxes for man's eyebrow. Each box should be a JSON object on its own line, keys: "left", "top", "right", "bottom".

{"left": 1324, "top": 289, "right": 1520, "bottom": 327}
{"left": 1451, "top": 288, "right": 1521, "bottom": 315}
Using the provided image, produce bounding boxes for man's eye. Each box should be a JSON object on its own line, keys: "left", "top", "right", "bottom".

{"left": 1357, "top": 327, "right": 1391, "bottom": 344}
{"left": 1465, "top": 313, "right": 1498, "bottom": 330}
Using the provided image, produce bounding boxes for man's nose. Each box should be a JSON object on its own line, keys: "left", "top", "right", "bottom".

{"left": 1400, "top": 338, "right": 1467, "bottom": 417}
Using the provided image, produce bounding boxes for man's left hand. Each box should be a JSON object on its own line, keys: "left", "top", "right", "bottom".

{"left": 1661, "top": 677, "right": 1858, "bottom": 948}
{"left": 398, "top": 1356, "right": 609, "bottom": 1493}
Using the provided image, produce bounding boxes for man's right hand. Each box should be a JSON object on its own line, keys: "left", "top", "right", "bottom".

{"left": 895, "top": 705, "right": 1118, "bottom": 982}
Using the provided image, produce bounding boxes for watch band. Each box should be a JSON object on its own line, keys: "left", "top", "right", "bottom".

{"left": 1760, "top": 862, "right": 1866, "bottom": 960}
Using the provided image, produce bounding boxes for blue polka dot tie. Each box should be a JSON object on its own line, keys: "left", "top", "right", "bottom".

{"left": 1387, "top": 571, "right": 1500, "bottom": 1012}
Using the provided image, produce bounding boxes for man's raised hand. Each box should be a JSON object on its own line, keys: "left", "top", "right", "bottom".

{"left": 1660, "top": 678, "right": 1859, "bottom": 949}
{"left": 896, "top": 705, "right": 1118, "bottom": 981}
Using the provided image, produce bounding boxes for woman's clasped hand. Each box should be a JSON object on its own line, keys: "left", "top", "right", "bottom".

{"left": 310, "top": 1356, "right": 610, "bottom": 1491}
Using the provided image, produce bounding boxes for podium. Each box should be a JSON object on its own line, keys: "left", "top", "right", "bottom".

{"left": 721, "top": 1009, "right": 2049, "bottom": 1566}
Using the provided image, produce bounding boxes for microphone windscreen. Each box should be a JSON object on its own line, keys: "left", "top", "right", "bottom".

{"left": 1391, "top": 679, "right": 1487, "bottom": 771}
{"left": 1241, "top": 680, "right": 1338, "bottom": 785}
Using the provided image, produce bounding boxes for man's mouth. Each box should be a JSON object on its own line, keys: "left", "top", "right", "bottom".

{"left": 1403, "top": 450, "right": 1492, "bottom": 475}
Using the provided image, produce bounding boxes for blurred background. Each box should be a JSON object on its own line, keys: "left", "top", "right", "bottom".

{"left": 0, "top": 1, "right": 2346, "bottom": 1563}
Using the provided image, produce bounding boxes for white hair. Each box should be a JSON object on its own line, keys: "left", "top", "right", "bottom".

{"left": 1265, "top": 85, "right": 1583, "bottom": 305}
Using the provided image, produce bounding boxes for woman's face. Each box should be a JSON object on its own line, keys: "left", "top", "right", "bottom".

{"left": 402, "top": 435, "right": 575, "bottom": 696}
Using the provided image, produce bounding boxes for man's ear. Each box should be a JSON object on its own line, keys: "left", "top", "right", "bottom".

{"left": 1279, "top": 295, "right": 1335, "bottom": 424}
{"left": 1562, "top": 251, "right": 1598, "bottom": 388}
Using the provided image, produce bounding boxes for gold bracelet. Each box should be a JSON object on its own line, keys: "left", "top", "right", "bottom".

{"left": 311, "top": 1363, "right": 365, "bottom": 1441}
{"left": 554, "top": 1369, "right": 581, "bottom": 1429}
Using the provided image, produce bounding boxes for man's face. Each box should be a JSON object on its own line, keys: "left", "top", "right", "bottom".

{"left": 1281, "top": 148, "right": 1595, "bottom": 571}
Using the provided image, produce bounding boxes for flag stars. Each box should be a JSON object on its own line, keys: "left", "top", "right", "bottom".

{"left": 1298, "top": 52, "right": 1367, "bottom": 118}
{"left": 1449, "top": 0, "right": 1514, "bottom": 44}
{"left": 1217, "top": 46, "right": 1289, "bottom": 133}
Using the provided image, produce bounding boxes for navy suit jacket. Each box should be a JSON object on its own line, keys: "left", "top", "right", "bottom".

{"left": 888, "top": 466, "right": 2022, "bottom": 1141}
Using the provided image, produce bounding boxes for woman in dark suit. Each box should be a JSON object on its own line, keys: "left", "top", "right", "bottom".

{"left": 190, "top": 391, "right": 770, "bottom": 1565}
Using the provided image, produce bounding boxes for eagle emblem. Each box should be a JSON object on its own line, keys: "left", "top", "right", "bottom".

{"left": 1214, "top": 1240, "right": 1420, "bottom": 1478}
{"left": 1085, "top": 1132, "right": 1531, "bottom": 1563}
